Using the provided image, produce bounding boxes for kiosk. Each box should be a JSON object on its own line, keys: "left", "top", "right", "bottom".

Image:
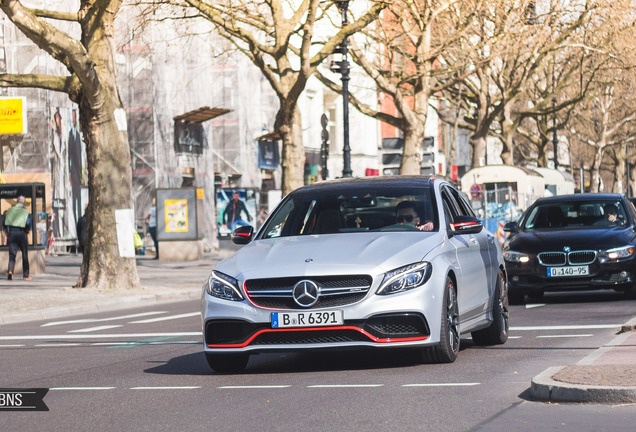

{"left": 0, "top": 182, "right": 47, "bottom": 275}
{"left": 156, "top": 187, "right": 205, "bottom": 261}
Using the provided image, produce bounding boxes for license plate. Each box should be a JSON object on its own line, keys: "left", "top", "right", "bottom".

{"left": 271, "top": 310, "right": 343, "bottom": 328}
{"left": 547, "top": 265, "right": 589, "bottom": 277}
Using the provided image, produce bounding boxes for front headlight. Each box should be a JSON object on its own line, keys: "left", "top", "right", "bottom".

{"left": 598, "top": 245, "right": 635, "bottom": 263}
{"left": 204, "top": 271, "right": 244, "bottom": 301}
{"left": 377, "top": 262, "right": 432, "bottom": 296}
{"left": 503, "top": 250, "right": 531, "bottom": 263}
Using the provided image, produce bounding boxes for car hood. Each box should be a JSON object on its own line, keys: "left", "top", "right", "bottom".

{"left": 215, "top": 232, "right": 444, "bottom": 279}
{"left": 505, "top": 226, "right": 636, "bottom": 253}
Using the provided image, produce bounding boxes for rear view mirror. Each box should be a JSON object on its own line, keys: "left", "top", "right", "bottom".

{"left": 503, "top": 222, "right": 517, "bottom": 232}
{"left": 450, "top": 216, "right": 483, "bottom": 235}
{"left": 231, "top": 225, "right": 254, "bottom": 244}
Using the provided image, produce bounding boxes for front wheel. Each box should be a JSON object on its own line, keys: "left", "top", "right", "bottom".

{"left": 205, "top": 352, "right": 249, "bottom": 373}
{"left": 419, "top": 277, "right": 459, "bottom": 363}
{"left": 471, "top": 270, "right": 509, "bottom": 346}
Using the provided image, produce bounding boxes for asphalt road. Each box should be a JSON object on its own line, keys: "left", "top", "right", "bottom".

{"left": 2, "top": 288, "right": 636, "bottom": 431}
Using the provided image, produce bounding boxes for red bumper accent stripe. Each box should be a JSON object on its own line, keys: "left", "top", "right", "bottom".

{"left": 207, "top": 326, "right": 429, "bottom": 348}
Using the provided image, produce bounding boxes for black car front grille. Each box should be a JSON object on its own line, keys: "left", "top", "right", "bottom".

{"left": 538, "top": 250, "right": 597, "bottom": 266}
{"left": 245, "top": 275, "right": 372, "bottom": 310}
{"left": 568, "top": 250, "right": 596, "bottom": 265}
{"left": 538, "top": 252, "right": 566, "bottom": 265}
{"left": 251, "top": 330, "right": 370, "bottom": 345}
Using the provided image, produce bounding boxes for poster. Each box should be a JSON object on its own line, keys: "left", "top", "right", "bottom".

{"left": 165, "top": 199, "right": 188, "bottom": 232}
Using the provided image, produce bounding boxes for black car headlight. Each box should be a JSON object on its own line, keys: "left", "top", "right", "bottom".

{"left": 377, "top": 262, "right": 432, "bottom": 295}
{"left": 503, "top": 250, "right": 531, "bottom": 263}
{"left": 598, "top": 245, "right": 635, "bottom": 263}
{"left": 204, "top": 271, "right": 244, "bottom": 301}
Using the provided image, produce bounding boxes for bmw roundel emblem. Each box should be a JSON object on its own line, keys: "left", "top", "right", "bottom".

{"left": 563, "top": 246, "right": 571, "bottom": 252}
{"left": 292, "top": 280, "right": 320, "bottom": 308}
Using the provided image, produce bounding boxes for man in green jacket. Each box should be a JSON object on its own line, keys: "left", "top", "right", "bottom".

{"left": 3, "top": 196, "right": 32, "bottom": 280}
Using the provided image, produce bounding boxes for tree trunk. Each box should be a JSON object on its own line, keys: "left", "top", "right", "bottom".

{"left": 400, "top": 125, "right": 425, "bottom": 175}
{"left": 590, "top": 144, "right": 605, "bottom": 193}
{"left": 471, "top": 135, "right": 487, "bottom": 167}
{"left": 76, "top": 5, "right": 140, "bottom": 290}
{"left": 278, "top": 107, "right": 304, "bottom": 197}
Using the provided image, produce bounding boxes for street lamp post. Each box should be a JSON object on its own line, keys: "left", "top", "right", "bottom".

{"left": 331, "top": 0, "right": 352, "bottom": 177}
{"left": 552, "top": 97, "right": 558, "bottom": 170}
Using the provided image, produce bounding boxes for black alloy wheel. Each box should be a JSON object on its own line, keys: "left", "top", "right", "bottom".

{"left": 471, "top": 270, "right": 509, "bottom": 346}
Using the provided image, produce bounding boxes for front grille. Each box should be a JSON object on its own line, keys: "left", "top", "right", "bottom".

{"left": 538, "top": 252, "right": 566, "bottom": 265}
{"left": 251, "top": 329, "right": 370, "bottom": 345}
{"left": 538, "top": 250, "right": 597, "bottom": 266}
{"left": 568, "top": 250, "right": 596, "bottom": 265}
{"left": 245, "top": 275, "right": 372, "bottom": 310}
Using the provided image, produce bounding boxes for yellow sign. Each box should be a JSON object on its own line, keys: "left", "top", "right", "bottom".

{"left": 0, "top": 97, "right": 27, "bottom": 134}
{"left": 165, "top": 199, "right": 188, "bottom": 232}
{"left": 197, "top": 188, "right": 204, "bottom": 200}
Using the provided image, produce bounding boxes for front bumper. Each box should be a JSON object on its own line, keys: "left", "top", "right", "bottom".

{"left": 506, "top": 258, "right": 634, "bottom": 292}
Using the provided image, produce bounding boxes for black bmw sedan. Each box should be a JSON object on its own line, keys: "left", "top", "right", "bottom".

{"left": 503, "top": 194, "right": 636, "bottom": 304}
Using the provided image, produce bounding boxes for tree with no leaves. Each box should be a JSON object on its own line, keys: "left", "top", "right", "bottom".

{"left": 170, "top": 0, "right": 387, "bottom": 195}
{"left": 0, "top": 1, "right": 140, "bottom": 290}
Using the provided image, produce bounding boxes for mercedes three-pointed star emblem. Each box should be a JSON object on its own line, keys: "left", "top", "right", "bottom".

{"left": 292, "top": 279, "right": 320, "bottom": 308}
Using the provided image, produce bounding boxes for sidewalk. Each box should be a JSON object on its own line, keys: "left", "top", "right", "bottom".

{"left": 0, "top": 252, "right": 230, "bottom": 324}
{"left": 1, "top": 254, "right": 635, "bottom": 403}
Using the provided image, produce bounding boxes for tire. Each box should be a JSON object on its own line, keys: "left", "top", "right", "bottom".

{"left": 471, "top": 270, "right": 509, "bottom": 346}
{"left": 205, "top": 352, "right": 249, "bottom": 373}
{"left": 420, "top": 277, "right": 460, "bottom": 363}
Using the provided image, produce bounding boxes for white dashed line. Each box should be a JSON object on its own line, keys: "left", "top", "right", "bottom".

{"left": 402, "top": 383, "right": 480, "bottom": 387}
{"left": 42, "top": 311, "right": 167, "bottom": 327}
{"left": 0, "top": 344, "right": 25, "bottom": 348}
{"left": 35, "top": 343, "right": 82, "bottom": 347}
{"left": 510, "top": 324, "right": 621, "bottom": 331}
{"left": 68, "top": 325, "right": 124, "bottom": 333}
{"left": 130, "top": 386, "right": 201, "bottom": 390}
{"left": 307, "top": 384, "right": 383, "bottom": 388}
{"left": 50, "top": 387, "right": 115, "bottom": 391}
{"left": 536, "top": 334, "right": 593, "bottom": 339}
{"left": 129, "top": 312, "right": 200, "bottom": 324}
{"left": 218, "top": 385, "right": 292, "bottom": 389}
{"left": 0, "top": 332, "right": 200, "bottom": 341}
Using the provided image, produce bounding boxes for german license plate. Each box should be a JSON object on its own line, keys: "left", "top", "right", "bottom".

{"left": 271, "top": 310, "right": 343, "bottom": 328}
{"left": 547, "top": 266, "right": 589, "bottom": 277}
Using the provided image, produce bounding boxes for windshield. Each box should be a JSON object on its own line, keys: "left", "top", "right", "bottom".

{"left": 259, "top": 186, "right": 436, "bottom": 239}
{"left": 522, "top": 200, "right": 627, "bottom": 230}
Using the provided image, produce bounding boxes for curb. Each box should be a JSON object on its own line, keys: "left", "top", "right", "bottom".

{"left": 531, "top": 366, "right": 636, "bottom": 403}
{"left": 0, "top": 288, "right": 202, "bottom": 325}
{"left": 621, "top": 317, "right": 636, "bottom": 333}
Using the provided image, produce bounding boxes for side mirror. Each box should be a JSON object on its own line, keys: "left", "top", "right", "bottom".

{"left": 450, "top": 215, "right": 483, "bottom": 235}
{"left": 231, "top": 225, "right": 254, "bottom": 244}
{"left": 503, "top": 221, "right": 517, "bottom": 232}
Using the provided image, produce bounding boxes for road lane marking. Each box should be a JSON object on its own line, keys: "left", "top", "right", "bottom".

{"left": 129, "top": 312, "right": 199, "bottom": 324}
{"left": 0, "top": 332, "right": 201, "bottom": 341}
{"left": 218, "top": 385, "right": 291, "bottom": 389}
{"left": 41, "top": 311, "right": 168, "bottom": 327}
{"left": 35, "top": 343, "right": 82, "bottom": 347}
{"left": 307, "top": 384, "right": 383, "bottom": 388}
{"left": 68, "top": 325, "right": 124, "bottom": 333}
{"left": 0, "top": 344, "right": 25, "bottom": 348}
{"left": 510, "top": 324, "right": 621, "bottom": 331}
{"left": 536, "top": 334, "right": 593, "bottom": 339}
{"left": 525, "top": 303, "right": 545, "bottom": 309}
{"left": 402, "top": 383, "right": 480, "bottom": 387}
{"left": 130, "top": 386, "right": 201, "bottom": 390}
{"left": 50, "top": 387, "right": 115, "bottom": 391}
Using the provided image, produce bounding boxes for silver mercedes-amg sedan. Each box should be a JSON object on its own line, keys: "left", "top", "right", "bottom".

{"left": 202, "top": 176, "right": 509, "bottom": 372}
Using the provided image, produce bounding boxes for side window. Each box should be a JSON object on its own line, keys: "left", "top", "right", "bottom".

{"left": 452, "top": 188, "right": 476, "bottom": 217}
{"left": 441, "top": 188, "right": 461, "bottom": 226}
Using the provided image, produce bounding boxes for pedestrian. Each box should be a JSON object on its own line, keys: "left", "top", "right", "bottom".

{"left": 145, "top": 197, "right": 159, "bottom": 259}
{"left": 3, "top": 196, "right": 32, "bottom": 280}
{"left": 76, "top": 206, "right": 87, "bottom": 254}
{"left": 223, "top": 191, "right": 252, "bottom": 232}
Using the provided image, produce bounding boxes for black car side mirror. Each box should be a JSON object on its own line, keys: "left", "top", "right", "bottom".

{"left": 450, "top": 215, "right": 483, "bottom": 235}
{"left": 231, "top": 225, "right": 254, "bottom": 244}
{"left": 503, "top": 221, "right": 517, "bottom": 232}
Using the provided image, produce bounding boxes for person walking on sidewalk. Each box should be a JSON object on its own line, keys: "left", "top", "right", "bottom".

{"left": 145, "top": 198, "right": 159, "bottom": 259}
{"left": 2, "top": 196, "right": 32, "bottom": 280}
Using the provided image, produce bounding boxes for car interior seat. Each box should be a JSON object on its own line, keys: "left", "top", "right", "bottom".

{"left": 315, "top": 209, "right": 342, "bottom": 234}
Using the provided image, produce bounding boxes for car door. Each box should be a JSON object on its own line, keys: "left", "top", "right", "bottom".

{"left": 441, "top": 186, "right": 491, "bottom": 324}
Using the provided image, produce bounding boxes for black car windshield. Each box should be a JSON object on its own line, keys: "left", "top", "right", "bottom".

{"left": 522, "top": 200, "right": 627, "bottom": 230}
{"left": 260, "top": 186, "right": 436, "bottom": 239}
